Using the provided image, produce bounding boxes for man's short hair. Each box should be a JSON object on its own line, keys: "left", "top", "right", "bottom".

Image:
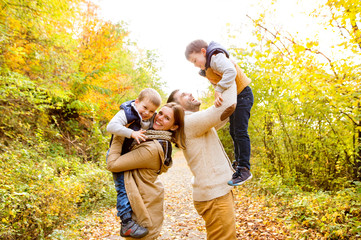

{"left": 138, "top": 88, "right": 162, "bottom": 106}
{"left": 167, "top": 89, "right": 180, "bottom": 104}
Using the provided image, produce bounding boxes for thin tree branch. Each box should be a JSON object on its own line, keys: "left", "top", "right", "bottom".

{"left": 247, "top": 15, "right": 292, "bottom": 57}
{"left": 247, "top": 14, "right": 340, "bottom": 79}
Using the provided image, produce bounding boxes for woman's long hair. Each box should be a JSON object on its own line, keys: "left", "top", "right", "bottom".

{"left": 164, "top": 102, "right": 186, "bottom": 150}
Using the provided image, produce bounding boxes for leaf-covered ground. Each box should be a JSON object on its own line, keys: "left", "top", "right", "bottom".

{"left": 65, "top": 151, "right": 326, "bottom": 239}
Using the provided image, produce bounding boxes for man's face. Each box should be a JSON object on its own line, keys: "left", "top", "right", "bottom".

{"left": 173, "top": 90, "right": 201, "bottom": 112}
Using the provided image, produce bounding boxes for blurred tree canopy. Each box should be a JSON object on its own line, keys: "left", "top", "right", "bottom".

{"left": 220, "top": 0, "right": 361, "bottom": 190}
{"left": 0, "top": 0, "right": 164, "bottom": 159}
{"left": 0, "top": 1, "right": 164, "bottom": 238}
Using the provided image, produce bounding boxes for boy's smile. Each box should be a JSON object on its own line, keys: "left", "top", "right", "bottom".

{"left": 134, "top": 99, "right": 158, "bottom": 121}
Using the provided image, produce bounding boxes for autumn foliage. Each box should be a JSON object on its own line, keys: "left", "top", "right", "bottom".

{"left": 0, "top": 0, "right": 163, "bottom": 239}
{"left": 232, "top": 0, "right": 361, "bottom": 191}
{"left": 216, "top": 0, "right": 361, "bottom": 238}
{"left": 0, "top": 0, "right": 360, "bottom": 239}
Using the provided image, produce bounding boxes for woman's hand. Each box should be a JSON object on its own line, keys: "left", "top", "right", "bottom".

{"left": 131, "top": 130, "right": 147, "bottom": 144}
{"left": 214, "top": 91, "right": 223, "bottom": 107}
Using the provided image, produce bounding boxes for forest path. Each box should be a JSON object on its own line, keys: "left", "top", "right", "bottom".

{"left": 80, "top": 151, "right": 293, "bottom": 240}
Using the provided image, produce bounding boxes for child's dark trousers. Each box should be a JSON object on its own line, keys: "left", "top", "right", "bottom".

{"left": 229, "top": 86, "right": 254, "bottom": 170}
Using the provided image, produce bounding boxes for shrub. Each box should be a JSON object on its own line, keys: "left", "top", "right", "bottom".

{"left": 0, "top": 142, "right": 115, "bottom": 239}
{"left": 242, "top": 175, "right": 361, "bottom": 239}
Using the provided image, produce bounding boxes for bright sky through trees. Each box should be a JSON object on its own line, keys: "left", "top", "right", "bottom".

{"left": 94, "top": 0, "right": 325, "bottom": 96}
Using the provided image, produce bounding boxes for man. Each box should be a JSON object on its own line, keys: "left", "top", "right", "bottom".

{"left": 167, "top": 82, "right": 237, "bottom": 240}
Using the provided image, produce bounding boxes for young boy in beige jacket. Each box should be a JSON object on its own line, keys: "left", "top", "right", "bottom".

{"left": 185, "top": 39, "right": 254, "bottom": 186}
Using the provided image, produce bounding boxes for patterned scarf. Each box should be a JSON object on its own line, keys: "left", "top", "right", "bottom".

{"left": 144, "top": 130, "right": 172, "bottom": 142}
{"left": 130, "top": 130, "right": 173, "bottom": 150}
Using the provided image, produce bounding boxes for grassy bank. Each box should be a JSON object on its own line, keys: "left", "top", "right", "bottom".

{"left": 0, "top": 142, "right": 116, "bottom": 239}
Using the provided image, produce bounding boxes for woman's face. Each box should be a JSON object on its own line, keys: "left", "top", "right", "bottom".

{"left": 153, "top": 106, "right": 178, "bottom": 131}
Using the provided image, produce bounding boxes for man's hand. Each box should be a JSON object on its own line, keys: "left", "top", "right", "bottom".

{"left": 214, "top": 91, "right": 223, "bottom": 107}
{"left": 131, "top": 130, "right": 147, "bottom": 144}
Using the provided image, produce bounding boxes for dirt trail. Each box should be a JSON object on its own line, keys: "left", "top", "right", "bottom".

{"left": 157, "top": 151, "right": 206, "bottom": 239}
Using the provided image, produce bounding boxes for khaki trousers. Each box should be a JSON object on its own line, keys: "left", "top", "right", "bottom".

{"left": 194, "top": 191, "right": 237, "bottom": 240}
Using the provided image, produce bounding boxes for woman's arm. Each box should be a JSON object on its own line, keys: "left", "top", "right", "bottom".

{"left": 107, "top": 139, "right": 162, "bottom": 172}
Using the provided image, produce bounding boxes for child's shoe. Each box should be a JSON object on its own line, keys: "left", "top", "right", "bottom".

{"left": 228, "top": 167, "right": 252, "bottom": 186}
{"left": 120, "top": 219, "right": 149, "bottom": 238}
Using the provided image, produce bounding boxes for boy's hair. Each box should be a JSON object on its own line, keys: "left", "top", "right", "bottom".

{"left": 138, "top": 88, "right": 162, "bottom": 107}
{"left": 185, "top": 39, "right": 208, "bottom": 60}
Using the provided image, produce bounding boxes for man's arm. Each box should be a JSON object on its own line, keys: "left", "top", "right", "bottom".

{"left": 185, "top": 82, "right": 237, "bottom": 138}
{"left": 214, "top": 118, "right": 229, "bottom": 131}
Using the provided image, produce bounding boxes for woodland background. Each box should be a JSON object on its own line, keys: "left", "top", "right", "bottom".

{"left": 0, "top": 0, "right": 360, "bottom": 239}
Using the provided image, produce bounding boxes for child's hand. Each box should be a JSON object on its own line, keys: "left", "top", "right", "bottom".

{"left": 214, "top": 91, "right": 223, "bottom": 107}
{"left": 131, "top": 130, "right": 147, "bottom": 144}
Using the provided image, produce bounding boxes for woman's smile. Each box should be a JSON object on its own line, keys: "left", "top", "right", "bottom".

{"left": 153, "top": 106, "right": 175, "bottom": 131}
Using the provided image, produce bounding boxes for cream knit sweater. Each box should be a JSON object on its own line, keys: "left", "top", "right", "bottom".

{"left": 182, "top": 82, "right": 237, "bottom": 202}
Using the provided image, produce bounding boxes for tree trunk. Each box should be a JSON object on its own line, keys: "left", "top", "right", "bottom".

{"left": 355, "top": 102, "right": 361, "bottom": 181}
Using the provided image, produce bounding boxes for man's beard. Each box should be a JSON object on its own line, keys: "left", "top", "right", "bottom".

{"left": 184, "top": 101, "right": 201, "bottom": 112}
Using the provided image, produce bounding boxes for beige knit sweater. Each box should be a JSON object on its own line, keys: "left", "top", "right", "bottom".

{"left": 182, "top": 82, "right": 237, "bottom": 202}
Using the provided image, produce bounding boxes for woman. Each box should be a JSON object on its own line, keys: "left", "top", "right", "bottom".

{"left": 106, "top": 102, "right": 186, "bottom": 239}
